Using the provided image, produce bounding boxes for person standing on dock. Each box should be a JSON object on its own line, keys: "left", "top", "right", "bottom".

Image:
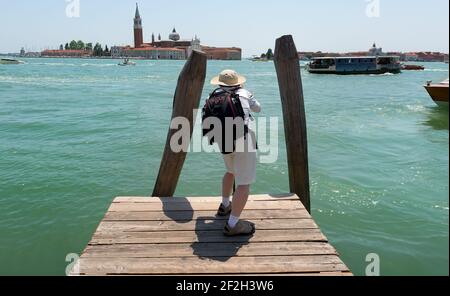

{"left": 203, "top": 70, "right": 262, "bottom": 236}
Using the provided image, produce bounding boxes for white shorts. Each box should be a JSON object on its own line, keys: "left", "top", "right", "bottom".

{"left": 223, "top": 151, "right": 257, "bottom": 186}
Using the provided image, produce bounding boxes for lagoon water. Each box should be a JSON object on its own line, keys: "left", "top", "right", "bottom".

{"left": 0, "top": 58, "right": 448, "bottom": 275}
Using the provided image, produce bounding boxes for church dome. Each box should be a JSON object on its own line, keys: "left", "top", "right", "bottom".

{"left": 169, "top": 28, "right": 180, "bottom": 41}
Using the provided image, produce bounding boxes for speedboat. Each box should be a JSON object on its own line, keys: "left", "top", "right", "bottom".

{"left": 0, "top": 58, "right": 24, "bottom": 65}
{"left": 118, "top": 59, "right": 136, "bottom": 66}
{"left": 425, "top": 79, "right": 449, "bottom": 106}
{"left": 402, "top": 64, "right": 425, "bottom": 71}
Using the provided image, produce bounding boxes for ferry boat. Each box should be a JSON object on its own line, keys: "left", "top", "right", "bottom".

{"left": 306, "top": 56, "right": 401, "bottom": 75}
{"left": 425, "top": 79, "right": 449, "bottom": 106}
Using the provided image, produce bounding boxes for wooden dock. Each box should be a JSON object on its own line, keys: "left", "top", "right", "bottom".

{"left": 72, "top": 35, "right": 352, "bottom": 276}
{"left": 72, "top": 194, "right": 351, "bottom": 276}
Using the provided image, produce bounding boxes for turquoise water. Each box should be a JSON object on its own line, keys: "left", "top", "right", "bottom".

{"left": 0, "top": 58, "right": 448, "bottom": 276}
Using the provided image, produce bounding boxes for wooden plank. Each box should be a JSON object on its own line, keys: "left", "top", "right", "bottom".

{"left": 90, "top": 229, "right": 328, "bottom": 245}
{"left": 108, "top": 200, "right": 305, "bottom": 212}
{"left": 103, "top": 209, "right": 310, "bottom": 222}
{"left": 274, "top": 35, "right": 311, "bottom": 213}
{"left": 82, "top": 242, "right": 338, "bottom": 258}
{"left": 114, "top": 194, "right": 300, "bottom": 203}
{"left": 74, "top": 193, "right": 352, "bottom": 276}
{"left": 152, "top": 50, "right": 207, "bottom": 198}
{"left": 77, "top": 256, "right": 348, "bottom": 275}
{"left": 183, "top": 272, "right": 353, "bottom": 276}
{"left": 95, "top": 219, "right": 319, "bottom": 233}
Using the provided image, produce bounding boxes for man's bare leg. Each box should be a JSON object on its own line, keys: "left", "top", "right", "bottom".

{"left": 228, "top": 185, "right": 250, "bottom": 228}
{"left": 222, "top": 173, "right": 234, "bottom": 207}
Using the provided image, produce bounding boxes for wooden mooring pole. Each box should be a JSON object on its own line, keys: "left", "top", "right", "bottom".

{"left": 152, "top": 50, "right": 207, "bottom": 197}
{"left": 274, "top": 35, "right": 311, "bottom": 212}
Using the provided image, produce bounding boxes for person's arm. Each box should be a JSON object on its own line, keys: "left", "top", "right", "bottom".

{"left": 240, "top": 89, "right": 261, "bottom": 113}
{"left": 249, "top": 94, "right": 262, "bottom": 113}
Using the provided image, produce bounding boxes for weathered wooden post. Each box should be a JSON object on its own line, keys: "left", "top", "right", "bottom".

{"left": 153, "top": 50, "right": 207, "bottom": 197}
{"left": 274, "top": 35, "right": 311, "bottom": 212}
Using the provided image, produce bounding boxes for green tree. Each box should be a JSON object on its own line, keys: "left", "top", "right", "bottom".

{"left": 93, "top": 43, "right": 103, "bottom": 56}
{"left": 76, "top": 40, "right": 85, "bottom": 50}
{"left": 266, "top": 48, "right": 274, "bottom": 60}
{"left": 85, "top": 43, "right": 93, "bottom": 51}
{"left": 69, "top": 40, "right": 77, "bottom": 50}
{"left": 64, "top": 43, "right": 69, "bottom": 50}
{"left": 103, "top": 45, "right": 110, "bottom": 56}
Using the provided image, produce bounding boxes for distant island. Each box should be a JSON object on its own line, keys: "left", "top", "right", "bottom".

{"left": 249, "top": 49, "right": 274, "bottom": 62}
{"left": 13, "top": 4, "right": 242, "bottom": 61}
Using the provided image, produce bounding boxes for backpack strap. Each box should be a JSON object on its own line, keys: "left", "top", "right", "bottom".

{"left": 209, "top": 87, "right": 226, "bottom": 98}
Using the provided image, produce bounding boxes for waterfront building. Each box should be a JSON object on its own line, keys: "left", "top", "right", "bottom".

{"left": 187, "top": 36, "right": 202, "bottom": 57}
{"left": 125, "top": 47, "right": 186, "bottom": 60}
{"left": 124, "top": 4, "right": 241, "bottom": 60}
{"left": 134, "top": 3, "right": 144, "bottom": 48}
{"left": 41, "top": 49, "right": 92, "bottom": 57}
{"left": 404, "top": 53, "right": 419, "bottom": 61}
{"left": 416, "top": 52, "right": 447, "bottom": 62}
{"left": 201, "top": 46, "right": 242, "bottom": 60}
{"left": 169, "top": 28, "right": 181, "bottom": 42}
{"left": 368, "top": 43, "right": 384, "bottom": 56}
{"left": 111, "top": 45, "right": 185, "bottom": 60}
{"left": 111, "top": 46, "right": 129, "bottom": 58}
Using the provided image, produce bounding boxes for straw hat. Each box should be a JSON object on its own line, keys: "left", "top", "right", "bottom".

{"left": 211, "top": 69, "right": 246, "bottom": 87}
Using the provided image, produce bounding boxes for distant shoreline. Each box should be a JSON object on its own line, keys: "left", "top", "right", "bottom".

{"left": 0, "top": 55, "right": 248, "bottom": 62}
{"left": 1, "top": 55, "right": 449, "bottom": 64}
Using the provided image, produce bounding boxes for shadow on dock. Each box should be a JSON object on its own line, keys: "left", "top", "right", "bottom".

{"left": 191, "top": 217, "right": 253, "bottom": 262}
{"left": 161, "top": 197, "right": 194, "bottom": 223}
{"left": 160, "top": 197, "right": 253, "bottom": 262}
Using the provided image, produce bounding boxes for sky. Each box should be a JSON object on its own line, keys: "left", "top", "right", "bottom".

{"left": 0, "top": 0, "right": 449, "bottom": 56}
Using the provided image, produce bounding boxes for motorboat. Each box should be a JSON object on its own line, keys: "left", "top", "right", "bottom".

{"left": 425, "top": 79, "right": 449, "bottom": 106}
{"left": 118, "top": 58, "right": 136, "bottom": 66}
{"left": 0, "top": 58, "right": 24, "bottom": 65}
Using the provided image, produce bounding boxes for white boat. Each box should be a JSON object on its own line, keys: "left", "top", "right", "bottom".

{"left": 118, "top": 58, "right": 136, "bottom": 66}
{"left": 0, "top": 58, "right": 24, "bottom": 65}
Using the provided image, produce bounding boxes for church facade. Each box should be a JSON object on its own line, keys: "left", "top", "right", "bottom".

{"left": 111, "top": 4, "right": 241, "bottom": 60}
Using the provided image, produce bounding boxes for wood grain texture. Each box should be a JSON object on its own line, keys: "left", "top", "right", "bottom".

{"left": 73, "top": 194, "right": 352, "bottom": 276}
{"left": 152, "top": 50, "right": 207, "bottom": 197}
{"left": 274, "top": 35, "right": 311, "bottom": 212}
{"left": 77, "top": 256, "right": 349, "bottom": 275}
{"left": 104, "top": 209, "right": 310, "bottom": 221}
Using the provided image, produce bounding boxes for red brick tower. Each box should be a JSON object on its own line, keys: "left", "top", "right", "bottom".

{"left": 134, "top": 3, "right": 143, "bottom": 48}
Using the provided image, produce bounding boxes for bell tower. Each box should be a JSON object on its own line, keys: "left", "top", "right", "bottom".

{"left": 134, "top": 3, "right": 144, "bottom": 48}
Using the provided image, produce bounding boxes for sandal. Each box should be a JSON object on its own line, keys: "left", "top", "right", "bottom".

{"left": 217, "top": 202, "right": 232, "bottom": 217}
{"left": 223, "top": 220, "right": 256, "bottom": 237}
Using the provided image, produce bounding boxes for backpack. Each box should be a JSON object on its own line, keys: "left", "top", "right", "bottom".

{"left": 202, "top": 88, "right": 248, "bottom": 154}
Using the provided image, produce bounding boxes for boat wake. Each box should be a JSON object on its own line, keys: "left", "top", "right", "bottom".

{"left": 369, "top": 73, "right": 395, "bottom": 77}
{"left": 424, "top": 69, "right": 449, "bottom": 72}
{"left": 81, "top": 63, "right": 117, "bottom": 67}
{"left": 405, "top": 104, "right": 427, "bottom": 113}
{"left": 33, "top": 62, "right": 77, "bottom": 67}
